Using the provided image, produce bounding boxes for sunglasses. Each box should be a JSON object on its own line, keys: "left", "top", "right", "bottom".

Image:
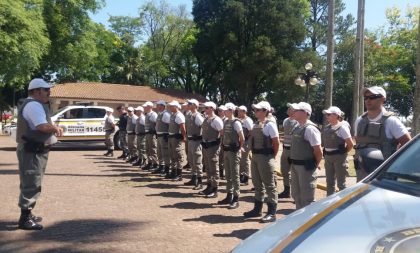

{"left": 205, "top": 107, "right": 213, "bottom": 110}
{"left": 364, "top": 94, "right": 383, "bottom": 101}
{"left": 254, "top": 109, "right": 266, "bottom": 112}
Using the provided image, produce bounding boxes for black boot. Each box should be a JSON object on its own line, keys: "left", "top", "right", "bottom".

{"left": 117, "top": 152, "right": 128, "bottom": 159}
{"left": 173, "top": 169, "right": 183, "bottom": 181}
{"left": 103, "top": 149, "right": 113, "bottom": 157}
{"left": 141, "top": 162, "right": 152, "bottom": 171}
{"left": 228, "top": 195, "right": 239, "bottom": 209}
{"left": 162, "top": 166, "right": 170, "bottom": 177}
{"left": 198, "top": 182, "right": 211, "bottom": 195}
{"left": 18, "top": 210, "right": 43, "bottom": 230}
{"left": 132, "top": 157, "right": 143, "bottom": 166}
{"left": 244, "top": 199, "right": 263, "bottom": 218}
{"left": 184, "top": 175, "right": 197, "bottom": 186}
{"left": 278, "top": 186, "right": 291, "bottom": 199}
{"left": 167, "top": 169, "right": 176, "bottom": 179}
{"left": 261, "top": 202, "right": 277, "bottom": 223}
{"left": 152, "top": 165, "right": 164, "bottom": 174}
{"left": 126, "top": 155, "right": 137, "bottom": 163}
{"left": 205, "top": 186, "right": 218, "bottom": 198}
{"left": 241, "top": 175, "right": 249, "bottom": 186}
{"left": 219, "top": 167, "right": 225, "bottom": 179}
{"left": 183, "top": 162, "right": 191, "bottom": 170}
{"left": 193, "top": 177, "right": 203, "bottom": 190}
{"left": 217, "top": 192, "right": 233, "bottom": 205}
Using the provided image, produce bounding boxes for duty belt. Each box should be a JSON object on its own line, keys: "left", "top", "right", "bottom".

{"left": 283, "top": 145, "right": 291, "bottom": 150}
{"left": 223, "top": 144, "right": 240, "bottom": 152}
{"left": 168, "top": 133, "right": 183, "bottom": 140}
{"left": 136, "top": 133, "right": 146, "bottom": 136}
{"left": 201, "top": 139, "right": 221, "bottom": 149}
{"left": 157, "top": 133, "right": 169, "bottom": 137}
{"left": 188, "top": 135, "right": 202, "bottom": 141}
{"left": 127, "top": 132, "right": 135, "bottom": 135}
{"left": 252, "top": 148, "right": 274, "bottom": 155}
{"left": 145, "top": 130, "right": 156, "bottom": 135}
{"left": 323, "top": 148, "right": 346, "bottom": 156}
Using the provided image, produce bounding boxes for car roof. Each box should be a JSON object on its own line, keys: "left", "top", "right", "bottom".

{"left": 60, "top": 105, "right": 111, "bottom": 110}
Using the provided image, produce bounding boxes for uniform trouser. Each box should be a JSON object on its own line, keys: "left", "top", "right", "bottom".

{"left": 185, "top": 138, "right": 190, "bottom": 165}
{"left": 280, "top": 148, "right": 291, "bottom": 187}
{"left": 188, "top": 140, "right": 203, "bottom": 177}
{"left": 290, "top": 164, "right": 317, "bottom": 209}
{"left": 203, "top": 145, "right": 220, "bottom": 187}
{"left": 224, "top": 150, "right": 241, "bottom": 196}
{"left": 119, "top": 130, "right": 128, "bottom": 153}
{"left": 146, "top": 133, "right": 158, "bottom": 165}
{"left": 16, "top": 144, "right": 48, "bottom": 210}
{"left": 168, "top": 137, "right": 184, "bottom": 170}
{"left": 127, "top": 133, "right": 137, "bottom": 156}
{"left": 105, "top": 130, "right": 115, "bottom": 150}
{"left": 136, "top": 135, "right": 147, "bottom": 162}
{"left": 219, "top": 147, "right": 224, "bottom": 173}
{"left": 324, "top": 153, "right": 348, "bottom": 196}
{"left": 251, "top": 154, "right": 278, "bottom": 204}
{"left": 240, "top": 139, "right": 251, "bottom": 176}
{"left": 157, "top": 136, "right": 170, "bottom": 166}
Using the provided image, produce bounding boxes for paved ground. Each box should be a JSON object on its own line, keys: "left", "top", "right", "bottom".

{"left": 0, "top": 136, "right": 353, "bottom": 253}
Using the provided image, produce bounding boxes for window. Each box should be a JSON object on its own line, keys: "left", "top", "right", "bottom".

{"left": 86, "top": 108, "right": 106, "bottom": 118}
{"left": 63, "top": 108, "right": 84, "bottom": 119}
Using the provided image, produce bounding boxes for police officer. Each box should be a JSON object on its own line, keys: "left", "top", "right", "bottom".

{"left": 182, "top": 102, "right": 192, "bottom": 170}
{"left": 16, "top": 78, "right": 63, "bottom": 230}
{"left": 244, "top": 101, "right": 279, "bottom": 223}
{"left": 322, "top": 106, "right": 354, "bottom": 196}
{"left": 199, "top": 102, "right": 224, "bottom": 198}
{"left": 133, "top": 106, "right": 147, "bottom": 167}
{"left": 167, "top": 100, "right": 187, "bottom": 181}
{"left": 155, "top": 100, "right": 171, "bottom": 175}
{"left": 354, "top": 86, "right": 411, "bottom": 181}
{"left": 104, "top": 108, "right": 116, "bottom": 157}
{"left": 218, "top": 103, "right": 245, "bottom": 209}
{"left": 142, "top": 101, "right": 159, "bottom": 170}
{"left": 237, "top": 105, "right": 253, "bottom": 185}
{"left": 184, "top": 99, "right": 205, "bottom": 189}
{"left": 126, "top": 107, "right": 138, "bottom": 162}
{"left": 288, "top": 102, "right": 322, "bottom": 209}
{"left": 116, "top": 106, "right": 129, "bottom": 159}
{"left": 278, "top": 105, "right": 298, "bottom": 198}
{"left": 218, "top": 105, "right": 227, "bottom": 179}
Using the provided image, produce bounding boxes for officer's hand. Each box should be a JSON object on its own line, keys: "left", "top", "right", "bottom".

{"left": 55, "top": 126, "right": 64, "bottom": 137}
{"left": 240, "top": 147, "right": 246, "bottom": 153}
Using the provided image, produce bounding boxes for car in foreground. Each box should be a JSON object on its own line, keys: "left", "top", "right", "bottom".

{"left": 232, "top": 134, "right": 420, "bottom": 253}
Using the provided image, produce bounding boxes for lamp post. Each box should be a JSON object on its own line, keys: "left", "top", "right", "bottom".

{"left": 294, "top": 63, "right": 319, "bottom": 102}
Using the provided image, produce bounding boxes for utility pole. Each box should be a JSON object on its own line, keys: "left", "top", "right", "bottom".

{"left": 352, "top": 0, "right": 365, "bottom": 125}
{"left": 412, "top": 8, "right": 420, "bottom": 136}
{"left": 325, "top": 0, "right": 335, "bottom": 111}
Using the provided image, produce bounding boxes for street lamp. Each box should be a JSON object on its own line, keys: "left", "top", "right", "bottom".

{"left": 295, "top": 62, "right": 319, "bottom": 102}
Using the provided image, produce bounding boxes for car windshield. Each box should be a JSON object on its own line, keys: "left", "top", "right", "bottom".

{"left": 375, "top": 136, "right": 420, "bottom": 194}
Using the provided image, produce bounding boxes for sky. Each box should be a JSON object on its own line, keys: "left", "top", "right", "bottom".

{"left": 91, "top": 0, "right": 419, "bottom": 30}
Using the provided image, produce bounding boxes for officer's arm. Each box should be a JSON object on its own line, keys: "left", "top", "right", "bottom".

{"left": 271, "top": 137, "right": 280, "bottom": 157}
{"left": 397, "top": 133, "right": 411, "bottom": 147}
{"left": 313, "top": 145, "right": 323, "bottom": 168}
{"left": 180, "top": 123, "right": 187, "bottom": 141}
{"left": 36, "top": 123, "right": 63, "bottom": 137}
{"left": 344, "top": 137, "right": 354, "bottom": 153}
{"left": 238, "top": 130, "right": 245, "bottom": 149}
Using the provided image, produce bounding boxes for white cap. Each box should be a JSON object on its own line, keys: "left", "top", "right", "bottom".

{"left": 323, "top": 106, "right": 342, "bottom": 115}
{"left": 143, "top": 101, "right": 154, "bottom": 107}
{"left": 224, "top": 102, "right": 236, "bottom": 111}
{"left": 105, "top": 108, "right": 114, "bottom": 113}
{"left": 218, "top": 105, "right": 227, "bottom": 111}
{"left": 238, "top": 105, "right": 247, "bottom": 112}
{"left": 289, "top": 102, "right": 312, "bottom": 115}
{"left": 363, "top": 86, "right": 386, "bottom": 99}
{"left": 135, "top": 106, "right": 144, "bottom": 112}
{"left": 252, "top": 101, "right": 271, "bottom": 111}
{"left": 168, "top": 100, "right": 181, "bottom": 109}
{"left": 182, "top": 102, "right": 189, "bottom": 106}
{"left": 156, "top": 100, "right": 166, "bottom": 106}
{"left": 127, "top": 106, "right": 134, "bottom": 112}
{"left": 187, "top": 99, "right": 199, "bottom": 107}
{"left": 203, "top": 101, "right": 217, "bottom": 110}
{"left": 28, "top": 78, "right": 52, "bottom": 91}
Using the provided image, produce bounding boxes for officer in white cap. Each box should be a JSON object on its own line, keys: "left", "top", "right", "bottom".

{"left": 184, "top": 99, "right": 205, "bottom": 189}
{"left": 125, "top": 106, "right": 138, "bottom": 162}
{"left": 199, "top": 101, "right": 224, "bottom": 198}
{"left": 154, "top": 100, "right": 171, "bottom": 175}
{"left": 103, "top": 108, "right": 116, "bottom": 157}
{"left": 218, "top": 105, "right": 227, "bottom": 179}
{"left": 142, "top": 101, "right": 159, "bottom": 170}
{"left": 116, "top": 105, "right": 129, "bottom": 159}
{"left": 322, "top": 106, "right": 354, "bottom": 195}
{"left": 16, "top": 78, "right": 63, "bottom": 230}
{"left": 278, "top": 104, "right": 298, "bottom": 199}
{"left": 237, "top": 105, "right": 253, "bottom": 185}
{"left": 181, "top": 101, "right": 192, "bottom": 170}
{"left": 217, "top": 102, "right": 245, "bottom": 209}
{"left": 288, "top": 102, "right": 322, "bottom": 209}
{"left": 353, "top": 86, "right": 411, "bottom": 181}
{"left": 244, "top": 101, "right": 279, "bottom": 223}
{"left": 167, "top": 100, "right": 186, "bottom": 180}
{"left": 132, "top": 106, "right": 147, "bottom": 167}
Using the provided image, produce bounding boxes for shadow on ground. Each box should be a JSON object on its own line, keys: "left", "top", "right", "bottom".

{"left": 0, "top": 219, "right": 146, "bottom": 253}
{"left": 183, "top": 214, "right": 247, "bottom": 224}
{"left": 213, "top": 228, "right": 259, "bottom": 240}
{"left": 161, "top": 201, "right": 215, "bottom": 210}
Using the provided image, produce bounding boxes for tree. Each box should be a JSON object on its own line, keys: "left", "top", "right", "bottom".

{"left": 324, "top": 0, "right": 335, "bottom": 113}
{"left": 413, "top": 7, "right": 420, "bottom": 135}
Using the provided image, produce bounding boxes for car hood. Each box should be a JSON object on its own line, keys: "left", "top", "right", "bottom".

{"left": 232, "top": 183, "right": 420, "bottom": 253}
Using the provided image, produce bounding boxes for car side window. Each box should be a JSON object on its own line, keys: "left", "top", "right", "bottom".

{"left": 86, "top": 108, "right": 106, "bottom": 118}
{"left": 63, "top": 108, "right": 84, "bottom": 119}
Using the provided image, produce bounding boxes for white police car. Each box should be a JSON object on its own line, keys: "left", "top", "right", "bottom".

{"left": 232, "top": 134, "right": 420, "bottom": 253}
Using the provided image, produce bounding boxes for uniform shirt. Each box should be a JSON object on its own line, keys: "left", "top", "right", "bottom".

{"left": 260, "top": 120, "right": 279, "bottom": 138}
{"left": 147, "top": 111, "right": 158, "bottom": 122}
{"left": 324, "top": 123, "right": 352, "bottom": 151}
{"left": 282, "top": 117, "right": 297, "bottom": 147}
{"left": 241, "top": 117, "right": 253, "bottom": 131}
{"left": 231, "top": 119, "right": 243, "bottom": 133}
{"left": 353, "top": 107, "right": 408, "bottom": 139}
{"left": 208, "top": 116, "right": 224, "bottom": 131}
{"left": 22, "top": 98, "right": 48, "bottom": 130}
{"left": 298, "top": 121, "right": 321, "bottom": 147}
{"left": 139, "top": 115, "right": 145, "bottom": 125}
{"left": 192, "top": 112, "right": 205, "bottom": 127}
{"left": 118, "top": 113, "right": 128, "bottom": 130}
{"left": 160, "top": 111, "right": 171, "bottom": 124}
{"left": 174, "top": 111, "right": 186, "bottom": 125}
{"left": 131, "top": 114, "right": 138, "bottom": 124}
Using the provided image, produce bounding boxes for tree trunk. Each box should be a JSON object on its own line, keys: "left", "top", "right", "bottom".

{"left": 324, "top": 0, "right": 335, "bottom": 115}
{"left": 412, "top": 8, "right": 420, "bottom": 136}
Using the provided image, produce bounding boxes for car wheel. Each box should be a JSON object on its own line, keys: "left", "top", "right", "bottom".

{"left": 113, "top": 131, "right": 121, "bottom": 150}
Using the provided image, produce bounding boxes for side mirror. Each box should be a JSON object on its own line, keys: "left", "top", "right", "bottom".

{"left": 57, "top": 114, "right": 64, "bottom": 119}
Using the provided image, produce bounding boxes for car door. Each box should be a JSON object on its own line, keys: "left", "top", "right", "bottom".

{"left": 54, "top": 108, "right": 86, "bottom": 140}
{"left": 83, "top": 108, "right": 107, "bottom": 140}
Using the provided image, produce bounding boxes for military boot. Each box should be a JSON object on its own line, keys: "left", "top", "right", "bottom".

{"left": 198, "top": 182, "right": 211, "bottom": 195}
{"left": 173, "top": 169, "right": 183, "bottom": 181}
{"left": 184, "top": 175, "right": 197, "bottom": 186}
{"left": 240, "top": 175, "right": 249, "bottom": 186}
{"left": 141, "top": 162, "right": 152, "bottom": 171}
{"left": 217, "top": 192, "right": 233, "bottom": 205}
{"left": 152, "top": 165, "right": 164, "bottom": 174}
{"left": 278, "top": 186, "right": 290, "bottom": 199}
{"left": 243, "top": 199, "right": 263, "bottom": 218}
{"left": 228, "top": 195, "right": 239, "bottom": 209}
{"left": 261, "top": 202, "right": 277, "bottom": 223}
{"left": 205, "top": 186, "right": 218, "bottom": 198}
{"left": 193, "top": 177, "right": 203, "bottom": 190}
{"left": 18, "top": 210, "right": 43, "bottom": 230}
{"left": 161, "top": 166, "right": 170, "bottom": 177}
{"left": 132, "top": 157, "right": 143, "bottom": 166}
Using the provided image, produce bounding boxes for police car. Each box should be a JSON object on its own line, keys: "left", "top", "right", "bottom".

{"left": 12, "top": 105, "right": 120, "bottom": 148}
{"left": 232, "top": 134, "right": 420, "bottom": 253}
